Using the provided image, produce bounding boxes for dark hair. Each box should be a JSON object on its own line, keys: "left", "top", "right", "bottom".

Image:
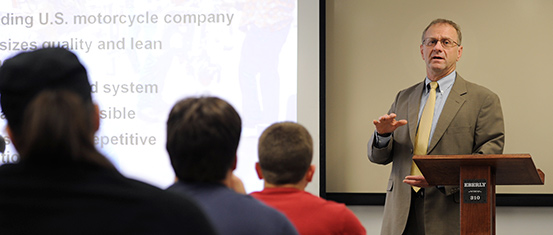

{"left": 166, "top": 96, "right": 241, "bottom": 183}
{"left": 18, "top": 90, "right": 114, "bottom": 168}
{"left": 0, "top": 48, "right": 91, "bottom": 139}
{"left": 422, "top": 18, "right": 462, "bottom": 45}
{"left": 258, "top": 122, "right": 313, "bottom": 185}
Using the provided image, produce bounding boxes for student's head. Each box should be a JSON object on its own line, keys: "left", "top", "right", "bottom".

{"left": 0, "top": 48, "right": 92, "bottom": 139}
{"left": 257, "top": 122, "right": 313, "bottom": 185}
{"left": 166, "top": 96, "right": 242, "bottom": 183}
{"left": 0, "top": 47, "right": 111, "bottom": 167}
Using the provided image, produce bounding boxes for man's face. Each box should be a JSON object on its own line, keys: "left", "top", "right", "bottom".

{"left": 420, "top": 23, "right": 463, "bottom": 81}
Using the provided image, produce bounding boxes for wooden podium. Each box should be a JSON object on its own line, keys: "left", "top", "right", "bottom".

{"left": 413, "top": 154, "right": 545, "bottom": 235}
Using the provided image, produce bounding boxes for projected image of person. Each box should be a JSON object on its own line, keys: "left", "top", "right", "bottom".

{"left": 238, "top": 0, "right": 296, "bottom": 132}
{"left": 128, "top": 0, "right": 233, "bottom": 121}
{"left": 165, "top": 96, "right": 299, "bottom": 235}
{"left": 0, "top": 48, "right": 216, "bottom": 235}
{"left": 367, "top": 19, "right": 504, "bottom": 235}
{"left": 124, "top": 1, "right": 188, "bottom": 121}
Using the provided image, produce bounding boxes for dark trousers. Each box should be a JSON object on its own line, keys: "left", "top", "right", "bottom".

{"left": 403, "top": 188, "right": 425, "bottom": 235}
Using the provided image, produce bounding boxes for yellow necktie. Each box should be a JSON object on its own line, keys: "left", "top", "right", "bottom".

{"left": 411, "top": 81, "right": 438, "bottom": 192}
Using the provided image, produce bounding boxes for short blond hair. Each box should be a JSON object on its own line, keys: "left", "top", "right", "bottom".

{"left": 422, "top": 18, "right": 462, "bottom": 45}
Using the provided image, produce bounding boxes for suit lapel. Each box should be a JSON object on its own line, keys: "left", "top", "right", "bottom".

{"left": 408, "top": 82, "right": 425, "bottom": 148}
{"left": 427, "top": 75, "right": 468, "bottom": 153}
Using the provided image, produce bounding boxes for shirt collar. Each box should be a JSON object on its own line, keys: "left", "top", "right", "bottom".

{"left": 425, "top": 71, "right": 456, "bottom": 93}
{"left": 259, "top": 187, "right": 303, "bottom": 194}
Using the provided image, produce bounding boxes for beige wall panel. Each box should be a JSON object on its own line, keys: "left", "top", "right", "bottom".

{"left": 326, "top": 0, "right": 553, "bottom": 193}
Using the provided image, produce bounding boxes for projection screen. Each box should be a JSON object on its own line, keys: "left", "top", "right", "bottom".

{"left": 0, "top": 0, "right": 320, "bottom": 195}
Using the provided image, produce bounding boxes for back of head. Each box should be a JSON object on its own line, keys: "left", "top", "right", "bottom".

{"left": 166, "top": 96, "right": 241, "bottom": 183}
{"left": 258, "top": 122, "right": 313, "bottom": 185}
{"left": 0, "top": 48, "right": 92, "bottom": 138}
{"left": 0, "top": 48, "right": 112, "bottom": 168}
{"left": 19, "top": 90, "right": 110, "bottom": 167}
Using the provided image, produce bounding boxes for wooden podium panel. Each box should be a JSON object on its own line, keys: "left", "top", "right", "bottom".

{"left": 413, "top": 154, "right": 545, "bottom": 186}
{"left": 413, "top": 154, "right": 545, "bottom": 235}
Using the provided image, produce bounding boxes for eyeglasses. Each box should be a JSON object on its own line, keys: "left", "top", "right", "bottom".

{"left": 422, "top": 38, "right": 460, "bottom": 48}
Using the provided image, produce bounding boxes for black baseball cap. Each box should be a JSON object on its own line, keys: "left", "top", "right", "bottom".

{"left": 0, "top": 47, "right": 92, "bottom": 135}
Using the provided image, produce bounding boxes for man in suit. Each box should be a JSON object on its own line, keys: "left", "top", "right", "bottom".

{"left": 367, "top": 19, "right": 505, "bottom": 235}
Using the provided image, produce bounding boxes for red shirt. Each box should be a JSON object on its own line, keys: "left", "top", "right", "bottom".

{"left": 251, "top": 188, "right": 366, "bottom": 235}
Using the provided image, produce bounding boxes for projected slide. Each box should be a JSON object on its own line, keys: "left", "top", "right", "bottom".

{"left": 0, "top": 0, "right": 297, "bottom": 193}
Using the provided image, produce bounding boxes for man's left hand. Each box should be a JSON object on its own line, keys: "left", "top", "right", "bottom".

{"left": 403, "top": 175, "right": 430, "bottom": 188}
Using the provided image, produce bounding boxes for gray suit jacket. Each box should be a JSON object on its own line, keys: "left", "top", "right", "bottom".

{"left": 368, "top": 75, "right": 505, "bottom": 235}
